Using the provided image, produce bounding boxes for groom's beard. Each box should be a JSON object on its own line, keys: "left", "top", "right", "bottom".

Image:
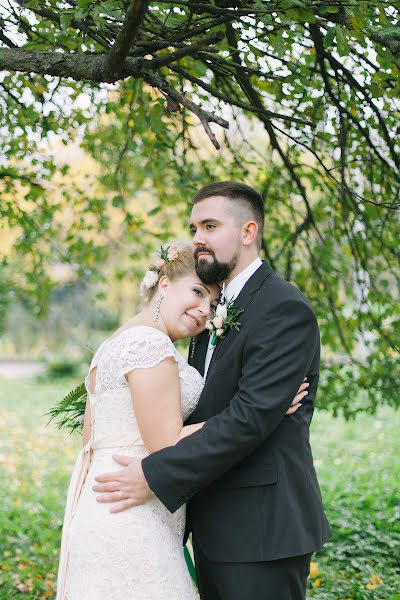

{"left": 194, "top": 247, "right": 238, "bottom": 284}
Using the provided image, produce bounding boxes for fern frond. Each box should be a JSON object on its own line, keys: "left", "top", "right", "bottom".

{"left": 47, "top": 382, "right": 87, "bottom": 434}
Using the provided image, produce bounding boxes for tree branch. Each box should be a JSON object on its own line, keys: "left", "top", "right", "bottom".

{"left": 0, "top": 47, "right": 145, "bottom": 83}
{"left": 0, "top": 28, "right": 18, "bottom": 48}
{"left": 148, "top": 31, "right": 224, "bottom": 68}
{"left": 142, "top": 69, "right": 229, "bottom": 149}
{"left": 105, "top": 0, "right": 149, "bottom": 78}
{"left": 170, "top": 64, "right": 314, "bottom": 127}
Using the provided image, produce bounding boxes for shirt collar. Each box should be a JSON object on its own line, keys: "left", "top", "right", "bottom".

{"left": 222, "top": 257, "right": 263, "bottom": 303}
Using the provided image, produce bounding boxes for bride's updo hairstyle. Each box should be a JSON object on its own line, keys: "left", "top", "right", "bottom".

{"left": 140, "top": 241, "right": 196, "bottom": 303}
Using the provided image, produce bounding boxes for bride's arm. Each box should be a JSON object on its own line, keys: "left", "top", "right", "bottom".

{"left": 178, "top": 422, "right": 205, "bottom": 440}
{"left": 82, "top": 398, "right": 92, "bottom": 446}
{"left": 126, "top": 357, "right": 199, "bottom": 453}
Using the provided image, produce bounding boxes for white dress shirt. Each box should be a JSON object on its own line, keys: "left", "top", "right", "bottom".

{"left": 203, "top": 257, "right": 263, "bottom": 378}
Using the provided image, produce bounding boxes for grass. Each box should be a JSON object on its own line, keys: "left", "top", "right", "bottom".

{"left": 0, "top": 377, "right": 399, "bottom": 599}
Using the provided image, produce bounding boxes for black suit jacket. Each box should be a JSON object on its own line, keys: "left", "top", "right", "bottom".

{"left": 142, "top": 262, "right": 331, "bottom": 562}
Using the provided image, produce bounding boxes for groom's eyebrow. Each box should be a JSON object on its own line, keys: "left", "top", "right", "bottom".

{"left": 189, "top": 218, "right": 221, "bottom": 229}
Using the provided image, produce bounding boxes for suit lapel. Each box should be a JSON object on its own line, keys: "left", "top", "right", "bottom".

{"left": 207, "top": 261, "right": 273, "bottom": 373}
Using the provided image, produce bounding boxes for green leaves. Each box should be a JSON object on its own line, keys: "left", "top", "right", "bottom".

{"left": 336, "top": 25, "right": 350, "bottom": 55}
{"left": 59, "top": 13, "right": 72, "bottom": 32}
{"left": 1, "top": 0, "right": 399, "bottom": 415}
{"left": 47, "top": 382, "right": 87, "bottom": 434}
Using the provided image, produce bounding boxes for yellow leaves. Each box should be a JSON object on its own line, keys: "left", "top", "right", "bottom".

{"left": 35, "top": 84, "right": 46, "bottom": 95}
{"left": 309, "top": 562, "right": 323, "bottom": 588}
{"left": 309, "top": 561, "right": 319, "bottom": 578}
{"left": 18, "top": 480, "right": 28, "bottom": 494}
{"left": 14, "top": 577, "right": 33, "bottom": 593}
{"left": 366, "top": 575, "right": 383, "bottom": 589}
{"left": 128, "top": 119, "right": 134, "bottom": 128}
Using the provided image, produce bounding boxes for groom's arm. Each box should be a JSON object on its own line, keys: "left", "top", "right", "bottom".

{"left": 142, "top": 297, "right": 319, "bottom": 513}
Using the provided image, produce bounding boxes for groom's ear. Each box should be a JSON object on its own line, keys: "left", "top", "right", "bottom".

{"left": 241, "top": 220, "right": 259, "bottom": 246}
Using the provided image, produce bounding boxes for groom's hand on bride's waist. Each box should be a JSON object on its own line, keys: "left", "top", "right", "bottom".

{"left": 93, "top": 455, "right": 153, "bottom": 513}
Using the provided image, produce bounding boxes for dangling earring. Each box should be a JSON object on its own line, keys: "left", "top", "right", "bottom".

{"left": 152, "top": 294, "right": 163, "bottom": 322}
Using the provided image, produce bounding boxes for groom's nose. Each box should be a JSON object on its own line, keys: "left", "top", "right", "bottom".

{"left": 192, "top": 229, "right": 206, "bottom": 246}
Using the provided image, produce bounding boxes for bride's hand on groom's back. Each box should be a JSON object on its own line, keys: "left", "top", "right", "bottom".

{"left": 286, "top": 379, "right": 309, "bottom": 416}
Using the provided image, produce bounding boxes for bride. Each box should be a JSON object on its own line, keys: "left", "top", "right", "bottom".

{"left": 55, "top": 241, "right": 305, "bottom": 599}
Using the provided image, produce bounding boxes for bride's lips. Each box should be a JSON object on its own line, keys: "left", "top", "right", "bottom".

{"left": 185, "top": 312, "right": 200, "bottom": 327}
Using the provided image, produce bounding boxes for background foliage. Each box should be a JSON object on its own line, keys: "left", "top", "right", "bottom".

{"left": 0, "top": 0, "right": 399, "bottom": 416}
{"left": 1, "top": 377, "right": 399, "bottom": 599}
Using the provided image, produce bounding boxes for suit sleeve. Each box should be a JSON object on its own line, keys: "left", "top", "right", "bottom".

{"left": 142, "top": 298, "right": 319, "bottom": 513}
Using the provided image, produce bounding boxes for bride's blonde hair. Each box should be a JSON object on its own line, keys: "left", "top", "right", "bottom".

{"left": 140, "top": 241, "right": 196, "bottom": 303}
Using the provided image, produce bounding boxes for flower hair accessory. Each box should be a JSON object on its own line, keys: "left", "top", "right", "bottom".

{"left": 140, "top": 245, "right": 179, "bottom": 296}
{"left": 206, "top": 299, "right": 243, "bottom": 349}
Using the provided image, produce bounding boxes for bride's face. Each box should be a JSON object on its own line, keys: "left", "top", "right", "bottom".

{"left": 158, "top": 274, "right": 220, "bottom": 341}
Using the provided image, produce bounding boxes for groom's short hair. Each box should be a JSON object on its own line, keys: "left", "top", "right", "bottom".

{"left": 192, "top": 181, "right": 265, "bottom": 249}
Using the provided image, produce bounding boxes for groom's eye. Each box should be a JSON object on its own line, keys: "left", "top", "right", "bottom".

{"left": 206, "top": 223, "right": 215, "bottom": 230}
{"left": 190, "top": 228, "right": 196, "bottom": 236}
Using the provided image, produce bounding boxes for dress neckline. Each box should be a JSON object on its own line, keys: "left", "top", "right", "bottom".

{"left": 106, "top": 324, "right": 171, "bottom": 345}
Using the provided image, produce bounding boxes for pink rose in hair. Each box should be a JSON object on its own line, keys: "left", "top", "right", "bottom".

{"left": 142, "top": 270, "right": 159, "bottom": 291}
{"left": 154, "top": 257, "right": 166, "bottom": 270}
{"left": 168, "top": 249, "right": 179, "bottom": 261}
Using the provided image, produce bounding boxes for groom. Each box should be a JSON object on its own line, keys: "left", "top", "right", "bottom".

{"left": 94, "top": 181, "right": 331, "bottom": 599}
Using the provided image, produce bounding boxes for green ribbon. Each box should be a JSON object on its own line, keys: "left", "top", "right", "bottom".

{"left": 184, "top": 546, "right": 197, "bottom": 585}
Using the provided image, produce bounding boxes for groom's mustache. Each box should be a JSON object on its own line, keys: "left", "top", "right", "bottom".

{"left": 194, "top": 246, "right": 216, "bottom": 261}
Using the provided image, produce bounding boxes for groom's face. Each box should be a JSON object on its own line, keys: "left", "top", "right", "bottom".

{"left": 189, "top": 196, "right": 243, "bottom": 284}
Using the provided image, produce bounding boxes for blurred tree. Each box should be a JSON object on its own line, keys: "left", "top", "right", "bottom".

{"left": 0, "top": 1, "right": 399, "bottom": 415}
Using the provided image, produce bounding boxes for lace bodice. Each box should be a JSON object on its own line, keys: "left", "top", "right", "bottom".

{"left": 85, "top": 326, "right": 203, "bottom": 422}
{"left": 57, "top": 326, "right": 202, "bottom": 600}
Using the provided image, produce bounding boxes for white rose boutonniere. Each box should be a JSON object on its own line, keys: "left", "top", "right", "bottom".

{"left": 207, "top": 299, "right": 243, "bottom": 349}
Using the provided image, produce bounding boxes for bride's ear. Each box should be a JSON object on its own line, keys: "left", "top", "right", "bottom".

{"left": 158, "top": 275, "right": 171, "bottom": 294}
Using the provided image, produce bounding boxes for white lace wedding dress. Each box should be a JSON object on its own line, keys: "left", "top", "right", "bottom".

{"left": 56, "top": 326, "right": 203, "bottom": 600}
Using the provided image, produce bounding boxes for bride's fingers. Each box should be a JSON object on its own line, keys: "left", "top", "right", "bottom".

{"left": 295, "top": 381, "right": 309, "bottom": 396}
{"left": 291, "top": 384, "right": 309, "bottom": 404}
{"left": 286, "top": 403, "right": 301, "bottom": 415}
{"left": 291, "top": 389, "right": 309, "bottom": 406}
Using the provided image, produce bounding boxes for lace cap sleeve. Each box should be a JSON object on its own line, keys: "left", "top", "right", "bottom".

{"left": 115, "top": 327, "right": 177, "bottom": 382}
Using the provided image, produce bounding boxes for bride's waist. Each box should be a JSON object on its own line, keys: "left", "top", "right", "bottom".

{"left": 91, "top": 444, "right": 148, "bottom": 458}
{"left": 90, "top": 430, "right": 145, "bottom": 450}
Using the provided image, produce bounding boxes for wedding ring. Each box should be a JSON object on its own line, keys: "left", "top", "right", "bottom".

{"left": 117, "top": 490, "right": 124, "bottom": 499}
